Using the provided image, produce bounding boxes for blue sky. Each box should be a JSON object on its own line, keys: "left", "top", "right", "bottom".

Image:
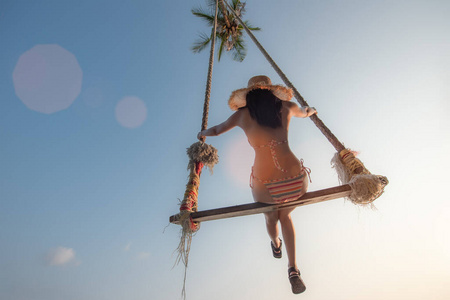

{"left": 1, "top": 0, "right": 449, "bottom": 299}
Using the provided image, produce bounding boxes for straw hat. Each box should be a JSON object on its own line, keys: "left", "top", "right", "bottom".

{"left": 228, "top": 75, "right": 293, "bottom": 111}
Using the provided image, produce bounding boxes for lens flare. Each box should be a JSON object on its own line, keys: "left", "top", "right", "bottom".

{"left": 223, "top": 134, "right": 254, "bottom": 188}
{"left": 115, "top": 96, "right": 147, "bottom": 128}
{"left": 12, "top": 44, "right": 82, "bottom": 114}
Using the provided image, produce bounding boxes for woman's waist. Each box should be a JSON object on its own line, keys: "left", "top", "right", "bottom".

{"left": 253, "top": 145, "right": 296, "bottom": 156}
{"left": 253, "top": 150, "right": 298, "bottom": 164}
{"left": 252, "top": 159, "right": 301, "bottom": 176}
{"left": 251, "top": 159, "right": 311, "bottom": 183}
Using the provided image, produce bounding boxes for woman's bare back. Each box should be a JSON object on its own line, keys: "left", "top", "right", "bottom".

{"left": 239, "top": 102, "right": 302, "bottom": 182}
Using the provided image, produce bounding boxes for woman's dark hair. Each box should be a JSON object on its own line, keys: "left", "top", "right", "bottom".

{"left": 243, "top": 89, "right": 282, "bottom": 128}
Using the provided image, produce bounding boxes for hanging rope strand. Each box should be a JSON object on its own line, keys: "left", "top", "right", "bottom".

{"left": 200, "top": 0, "right": 220, "bottom": 141}
{"left": 225, "top": 1, "right": 345, "bottom": 153}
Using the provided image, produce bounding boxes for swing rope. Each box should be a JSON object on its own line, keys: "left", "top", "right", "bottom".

{"left": 176, "top": 0, "right": 219, "bottom": 298}
{"left": 225, "top": 1, "right": 388, "bottom": 205}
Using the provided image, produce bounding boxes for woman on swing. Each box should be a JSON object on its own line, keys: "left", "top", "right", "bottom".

{"left": 197, "top": 75, "right": 317, "bottom": 294}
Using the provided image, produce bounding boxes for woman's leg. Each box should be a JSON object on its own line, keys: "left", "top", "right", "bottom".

{"left": 280, "top": 207, "right": 306, "bottom": 294}
{"left": 263, "top": 211, "right": 281, "bottom": 248}
{"left": 278, "top": 207, "right": 297, "bottom": 269}
{"left": 252, "top": 182, "right": 282, "bottom": 248}
{"left": 280, "top": 173, "right": 307, "bottom": 269}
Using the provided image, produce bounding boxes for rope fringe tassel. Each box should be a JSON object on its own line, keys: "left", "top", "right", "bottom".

{"left": 331, "top": 149, "right": 388, "bottom": 207}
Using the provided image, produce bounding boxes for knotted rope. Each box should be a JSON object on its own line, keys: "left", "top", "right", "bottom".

{"left": 176, "top": 142, "right": 218, "bottom": 298}
{"left": 331, "top": 149, "right": 389, "bottom": 206}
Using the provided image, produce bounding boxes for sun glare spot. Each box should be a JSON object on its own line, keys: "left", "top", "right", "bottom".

{"left": 115, "top": 96, "right": 147, "bottom": 128}
{"left": 224, "top": 134, "right": 254, "bottom": 188}
{"left": 12, "top": 44, "right": 82, "bottom": 114}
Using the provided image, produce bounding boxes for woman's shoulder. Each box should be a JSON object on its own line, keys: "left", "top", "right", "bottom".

{"left": 235, "top": 107, "right": 251, "bottom": 119}
{"left": 281, "top": 101, "right": 297, "bottom": 116}
{"left": 225, "top": 107, "right": 251, "bottom": 128}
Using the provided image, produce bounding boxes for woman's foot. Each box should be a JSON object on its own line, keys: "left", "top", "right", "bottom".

{"left": 288, "top": 267, "right": 306, "bottom": 294}
{"left": 271, "top": 238, "right": 282, "bottom": 258}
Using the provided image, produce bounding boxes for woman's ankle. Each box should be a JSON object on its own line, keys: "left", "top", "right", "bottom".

{"left": 272, "top": 237, "right": 281, "bottom": 248}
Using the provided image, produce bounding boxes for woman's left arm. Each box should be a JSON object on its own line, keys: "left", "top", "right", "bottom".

{"left": 197, "top": 110, "right": 242, "bottom": 140}
{"left": 288, "top": 102, "right": 317, "bottom": 118}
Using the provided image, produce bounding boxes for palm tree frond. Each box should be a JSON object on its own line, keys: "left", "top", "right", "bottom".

{"left": 242, "top": 20, "right": 260, "bottom": 31}
{"left": 231, "top": 46, "right": 246, "bottom": 62}
{"left": 206, "top": 0, "right": 217, "bottom": 8}
{"left": 228, "top": 35, "right": 246, "bottom": 62}
{"left": 192, "top": 7, "right": 215, "bottom": 26}
{"left": 230, "top": 0, "right": 243, "bottom": 11}
{"left": 191, "top": 32, "right": 212, "bottom": 53}
{"left": 217, "top": 38, "right": 226, "bottom": 61}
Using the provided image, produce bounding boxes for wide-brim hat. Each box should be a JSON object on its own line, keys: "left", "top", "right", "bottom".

{"left": 228, "top": 75, "right": 293, "bottom": 111}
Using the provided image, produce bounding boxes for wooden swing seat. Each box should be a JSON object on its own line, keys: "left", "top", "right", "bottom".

{"left": 170, "top": 184, "right": 351, "bottom": 224}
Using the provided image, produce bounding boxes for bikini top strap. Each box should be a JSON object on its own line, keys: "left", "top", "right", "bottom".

{"left": 248, "top": 139, "right": 289, "bottom": 173}
{"left": 249, "top": 139, "right": 288, "bottom": 149}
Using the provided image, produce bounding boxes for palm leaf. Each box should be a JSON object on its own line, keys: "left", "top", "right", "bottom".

{"left": 231, "top": 0, "right": 241, "bottom": 11}
{"left": 191, "top": 7, "right": 215, "bottom": 26}
{"left": 242, "top": 20, "right": 260, "bottom": 31}
{"left": 231, "top": 36, "right": 246, "bottom": 62}
{"left": 192, "top": 32, "right": 212, "bottom": 53}
{"left": 217, "top": 38, "right": 226, "bottom": 61}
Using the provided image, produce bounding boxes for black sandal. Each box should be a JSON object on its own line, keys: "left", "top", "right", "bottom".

{"left": 288, "top": 267, "right": 306, "bottom": 294}
{"left": 271, "top": 238, "right": 282, "bottom": 259}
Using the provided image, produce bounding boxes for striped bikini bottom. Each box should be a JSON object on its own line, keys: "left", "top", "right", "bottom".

{"left": 250, "top": 161, "right": 311, "bottom": 203}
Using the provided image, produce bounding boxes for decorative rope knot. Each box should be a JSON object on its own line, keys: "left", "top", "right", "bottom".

{"left": 332, "top": 149, "right": 388, "bottom": 206}
{"left": 180, "top": 142, "right": 219, "bottom": 232}
{"left": 176, "top": 141, "right": 219, "bottom": 297}
{"left": 179, "top": 160, "right": 204, "bottom": 234}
